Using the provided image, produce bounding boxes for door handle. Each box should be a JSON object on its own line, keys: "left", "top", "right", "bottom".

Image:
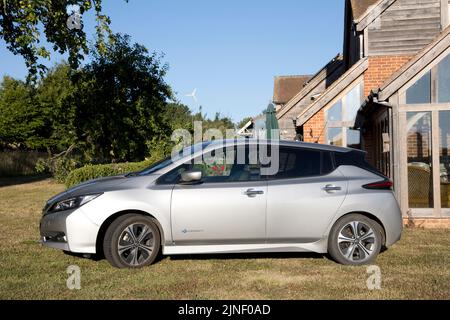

{"left": 244, "top": 189, "right": 264, "bottom": 197}
{"left": 323, "top": 185, "right": 342, "bottom": 192}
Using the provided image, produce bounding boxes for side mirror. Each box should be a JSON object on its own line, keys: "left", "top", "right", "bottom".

{"left": 180, "top": 170, "right": 203, "bottom": 184}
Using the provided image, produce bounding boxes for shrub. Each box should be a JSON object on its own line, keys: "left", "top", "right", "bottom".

{"left": 36, "top": 156, "right": 82, "bottom": 183}
{"left": 65, "top": 157, "right": 162, "bottom": 188}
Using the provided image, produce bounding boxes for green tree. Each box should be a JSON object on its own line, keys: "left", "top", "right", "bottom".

{"left": 191, "top": 108, "right": 235, "bottom": 136}
{"left": 68, "top": 33, "right": 171, "bottom": 163}
{"left": 204, "top": 112, "right": 235, "bottom": 135}
{"left": 36, "top": 62, "right": 76, "bottom": 152}
{"left": 0, "top": 0, "right": 119, "bottom": 80}
{"left": 0, "top": 76, "right": 44, "bottom": 149}
{"left": 163, "top": 103, "right": 194, "bottom": 133}
{"left": 236, "top": 116, "right": 253, "bottom": 130}
{"left": 0, "top": 64, "right": 77, "bottom": 152}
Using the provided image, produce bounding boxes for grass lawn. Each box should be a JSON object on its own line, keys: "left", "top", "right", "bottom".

{"left": 0, "top": 177, "right": 449, "bottom": 300}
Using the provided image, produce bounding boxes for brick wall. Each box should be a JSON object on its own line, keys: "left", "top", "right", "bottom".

{"left": 362, "top": 55, "right": 413, "bottom": 170}
{"left": 299, "top": 56, "right": 413, "bottom": 147}
{"left": 303, "top": 110, "right": 326, "bottom": 144}
{"left": 364, "top": 55, "right": 413, "bottom": 96}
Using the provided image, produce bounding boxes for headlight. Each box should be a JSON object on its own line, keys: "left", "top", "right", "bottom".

{"left": 47, "top": 194, "right": 102, "bottom": 214}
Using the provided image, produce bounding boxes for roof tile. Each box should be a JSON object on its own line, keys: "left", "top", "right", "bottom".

{"left": 273, "top": 75, "right": 311, "bottom": 104}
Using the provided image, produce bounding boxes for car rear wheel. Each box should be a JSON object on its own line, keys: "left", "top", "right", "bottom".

{"left": 328, "top": 214, "right": 383, "bottom": 266}
{"left": 103, "top": 214, "right": 161, "bottom": 268}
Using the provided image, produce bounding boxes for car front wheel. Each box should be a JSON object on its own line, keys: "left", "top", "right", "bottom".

{"left": 328, "top": 214, "right": 383, "bottom": 266}
{"left": 103, "top": 214, "right": 161, "bottom": 268}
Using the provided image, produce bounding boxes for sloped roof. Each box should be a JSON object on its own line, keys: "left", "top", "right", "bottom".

{"left": 273, "top": 75, "right": 312, "bottom": 105}
{"left": 296, "top": 57, "right": 369, "bottom": 126}
{"left": 378, "top": 25, "right": 450, "bottom": 101}
{"left": 277, "top": 54, "right": 344, "bottom": 120}
{"left": 350, "top": 0, "right": 381, "bottom": 21}
{"left": 355, "top": 26, "right": 450, "bottom": 129}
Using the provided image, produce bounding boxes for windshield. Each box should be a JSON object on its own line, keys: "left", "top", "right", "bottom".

{"left": 135, "top": 141, "right": 212, "bottom": 176}
{"left": 136, "top": 157, "right": 174, "bottom": 176}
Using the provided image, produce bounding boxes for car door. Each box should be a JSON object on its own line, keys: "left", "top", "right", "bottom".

{"left": 167, "top": 145, "right": 267, "bottom": 245}
{"left": 265, "top": 147, "right": 347, "bottom": 243}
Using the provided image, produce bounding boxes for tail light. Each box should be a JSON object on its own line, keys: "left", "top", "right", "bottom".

{"left": 363, "top": 180, "right": 393, "bottom": 190}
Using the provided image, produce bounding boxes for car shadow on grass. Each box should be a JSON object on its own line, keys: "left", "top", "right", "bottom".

{"left": 64, "top": 251, "right": 329, "bottom": 265}
{"left": 167, "top": 252, "right": 328, "bottom": 262}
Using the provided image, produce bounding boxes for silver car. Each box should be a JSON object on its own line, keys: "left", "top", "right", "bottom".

{"left": 40, "top": 139, "right": 402, "bottom": 268}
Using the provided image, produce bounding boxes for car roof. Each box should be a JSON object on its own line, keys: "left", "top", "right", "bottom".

{"left": 207, "top": 139, "right": 358, "bottom": 154}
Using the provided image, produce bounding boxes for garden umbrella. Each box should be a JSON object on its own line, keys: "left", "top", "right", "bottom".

{"left": 265, "top": 102, "right": 280, "bottom": 140}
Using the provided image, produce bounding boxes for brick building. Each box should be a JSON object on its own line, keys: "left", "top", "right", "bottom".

{"left": 275, "top": 0, "right": 450, "bottom": 227}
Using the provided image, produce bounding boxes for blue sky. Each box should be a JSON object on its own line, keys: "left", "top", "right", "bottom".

{"left": 0, "top": 0, "right": 345, "bottom": 123}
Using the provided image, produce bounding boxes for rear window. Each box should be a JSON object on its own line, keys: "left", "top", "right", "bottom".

{"left": 334, "top": 150, "right": 386, "bottom": 178}
{"left": 263, "top": 147, "right": 334, "bottom": 180}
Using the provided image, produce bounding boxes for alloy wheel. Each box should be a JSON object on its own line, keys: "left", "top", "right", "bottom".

{"left": 117, "top": 223, "right": 155, "bottom": 267}
{"left": 337, "top": 221, "right": 377, "bottom": 263}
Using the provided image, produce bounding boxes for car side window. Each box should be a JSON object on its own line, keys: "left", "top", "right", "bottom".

{"left": 263, "top": 147, "right": 334, "bottom": 180}
{"left": 157, "top": 145, "right": 262, "bottom": 184}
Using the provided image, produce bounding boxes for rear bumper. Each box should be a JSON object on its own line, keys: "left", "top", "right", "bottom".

{"left": 379, "top": 194, "right": 403, "bottom": 247}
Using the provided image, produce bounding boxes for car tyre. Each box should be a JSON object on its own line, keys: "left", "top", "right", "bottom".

{"left": 103, "top": 214, "right": 161, "bottom": 268}
{"left": 328, "top": 214, "right": 383, "bottom": 266}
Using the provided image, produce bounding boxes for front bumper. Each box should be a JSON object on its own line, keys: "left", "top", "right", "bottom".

{"left": 40, "top": 210, "right": 73, "bottom": 251}
{"left": 39, "top": 208, "right": 99, "bottom": 254}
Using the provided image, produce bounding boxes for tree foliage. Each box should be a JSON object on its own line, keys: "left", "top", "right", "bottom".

{"left": 0, "top": 0, "right": 118, "bottom": 80}
{"left": 36, "top": 62, "right": 76, "bottom": 151}
{"left": 66, "top": 34, "right": 171, "bottom": 163}
{"left": 236, "top": 116, "right": 253, "bottom": 130}
{"left": 1, "top": 32, "right": 242, "bottom": 179}
{"left": 0, "top": 63, "right": 75, "bottom": 152}
{"left": 0, "top": 76, "right": 38, "bottom": 148}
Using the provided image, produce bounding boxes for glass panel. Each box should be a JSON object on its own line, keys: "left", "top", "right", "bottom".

{"left": 347, "top": 129, "right": 361, "bottom": 149}
{"left": 407, "top": 112, "right": 433, "bottom": 208}
{"left": 439, "top": 111, "right": 450, "bottom": 208}
{"left": 406, "top": 71, "right": 431, "bottom": 104}
{"left": 326, "top": 100, "right": 342, "bottom": 122}
{"left": 266, "top": 147, "right": 321, "bottom": 180}
{"left": 438, "top": 54, "right": 450, "bottom": 103}
{"left": 327, "top": 128, "right": 343, "bottom": 146}
{"left": 344, "top": 83, "right": 362, "bottom": 122}
{"left": 158, "top": 146, "right": 262, "bottom": 184}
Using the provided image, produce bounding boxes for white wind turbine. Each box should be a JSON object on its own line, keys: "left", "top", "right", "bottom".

{"left": 186, "top": 88, "right": 198, "bottom": 103}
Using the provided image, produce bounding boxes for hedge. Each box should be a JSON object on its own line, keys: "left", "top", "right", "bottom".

{"left": 65, "top": 159, "right": 156, "bottom": 188}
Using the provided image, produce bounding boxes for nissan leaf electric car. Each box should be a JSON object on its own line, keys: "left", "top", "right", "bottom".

{"left": 40, "top": 139, "right": 402, "bottom": 268}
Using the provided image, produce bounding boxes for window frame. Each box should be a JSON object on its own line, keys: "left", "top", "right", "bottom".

{"left": 157, "top": 145, "right": 337, "bottom": 185}
{"left": 156, "top": 144, "right": 264, "bottom": 185}
{"left": 398, "top": 48, "right": 450, "bottom": 218}
{"left": 403, "top": 51, "right": 450, "bottom": 106}
{"left": 324, "top": 79, "right": 364, "bottom": 148}
{"left": 263, "top": 146, "right": 336, "bottom": 181}
{"left": 405, "top": 70, "right": 432, "bottom": 105}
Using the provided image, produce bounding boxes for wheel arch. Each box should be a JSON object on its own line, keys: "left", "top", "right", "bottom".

{"left": 95, "top": 210, "right": 165, "bottom": 257}
{"left": 332, "top": 211, "right": 386, "bottom": 247}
